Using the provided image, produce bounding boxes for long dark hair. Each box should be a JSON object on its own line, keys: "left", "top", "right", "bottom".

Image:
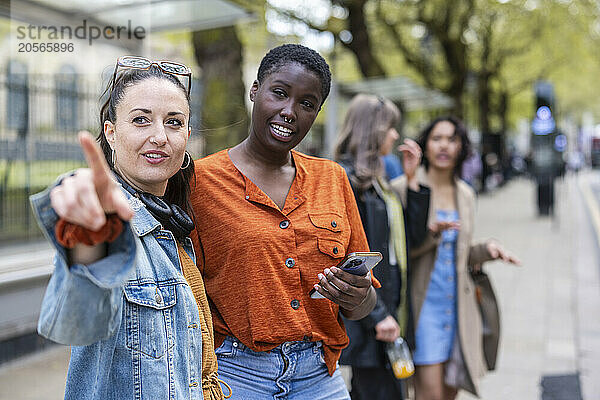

{"left": 417, "top": 116, "right": 471, "bottom": 177}
{"left": 98, "top": 65, "right": 195, "bottom": 214}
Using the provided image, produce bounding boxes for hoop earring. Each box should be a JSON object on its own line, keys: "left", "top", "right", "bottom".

{"left": 181, "top": 152, "right": 191, "bottom": 169}
{"left": 111, "top": 149, "right": 116, "bottom": 166}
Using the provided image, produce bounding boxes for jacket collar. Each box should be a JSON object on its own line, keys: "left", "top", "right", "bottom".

{"left": 416, "top": 166, "right": 468, "bottom": 224}
{"left": 337, "top": 156, "right": 383, "bottom": 193}
{"left": 415, "top": 166, "right": 464, "bottom": 189}
{"left": 121, "top": 187, "right": 162, "bottom": 237}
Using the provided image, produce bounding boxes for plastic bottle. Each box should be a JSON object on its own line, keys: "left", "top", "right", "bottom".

{"left": 386, "top": 337, "right": 415, "bottom": 379}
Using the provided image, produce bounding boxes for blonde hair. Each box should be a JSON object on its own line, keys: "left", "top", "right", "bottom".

{"left": 334, "top": 94, "right": 401, "bottom": 189}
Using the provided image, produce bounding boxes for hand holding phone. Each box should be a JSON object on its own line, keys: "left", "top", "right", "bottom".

{"left": 310, "top": 252, "right": 382, "bottom": 299}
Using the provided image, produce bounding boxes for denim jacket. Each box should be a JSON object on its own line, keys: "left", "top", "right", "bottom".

{"left": 31, "top": 181, "right": 205, "bottom": 400}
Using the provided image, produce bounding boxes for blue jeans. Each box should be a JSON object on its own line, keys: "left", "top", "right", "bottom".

{"left": 215, "top": 336, "right": 350, "bottom": 400}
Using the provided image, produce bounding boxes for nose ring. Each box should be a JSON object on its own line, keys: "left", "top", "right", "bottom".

{"left": 283, "top": 116, "right": 293, "bottom": 124}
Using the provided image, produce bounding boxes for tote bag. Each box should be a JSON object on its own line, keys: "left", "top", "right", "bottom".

{"left": 471, "top": 269, "right": 500, "bottom": 371}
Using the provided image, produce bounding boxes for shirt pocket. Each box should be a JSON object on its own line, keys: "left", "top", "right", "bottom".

{"left": 123, "top": 282, "right": 177, "bottom": 359}
{"left": 309, "top": 212, "right": 347, "bottom": 259}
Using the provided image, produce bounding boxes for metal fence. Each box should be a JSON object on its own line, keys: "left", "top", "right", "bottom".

{"left": 0, "top": 66, "right": 204, "bottom": 243}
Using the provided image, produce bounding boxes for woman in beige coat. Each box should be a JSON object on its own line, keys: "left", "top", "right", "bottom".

{"left": 392, "top": 116, "right": 520, "bottom": 400}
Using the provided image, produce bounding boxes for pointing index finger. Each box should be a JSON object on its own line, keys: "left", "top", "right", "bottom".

{"left": 78, "top": 131, "right": 112, "bottom": 187}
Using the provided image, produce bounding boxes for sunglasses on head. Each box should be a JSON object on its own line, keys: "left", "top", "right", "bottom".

{"left": 111, "top": 55, "right": 192, "bottom": 97}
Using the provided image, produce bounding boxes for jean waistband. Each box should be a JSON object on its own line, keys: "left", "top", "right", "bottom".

{"left": 275, "top": 340, "right": 323, "bottom": 353}
{"left": 223, "top": 336, "right": 322, "bottom": 354}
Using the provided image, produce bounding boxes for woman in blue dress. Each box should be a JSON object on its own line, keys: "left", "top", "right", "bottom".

{"left": 392, "top": 116, "right": 520, "bottom": 400}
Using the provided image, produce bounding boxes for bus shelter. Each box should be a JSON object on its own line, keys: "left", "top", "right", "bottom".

{"left": 323, "top": 75, "right": 453, "bottom": 156}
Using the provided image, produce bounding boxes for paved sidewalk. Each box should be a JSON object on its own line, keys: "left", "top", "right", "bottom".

{"left": 0, "top": 344, "right": 68, "bottom": 400}
{"left": 0, "top": 240, "right": 54, "bottom": 344}
{"left": 1, "top": 175, "right": 599, "bottom": 399}
{"left": 457, "top": 173, "right": 599, "bottom": 400}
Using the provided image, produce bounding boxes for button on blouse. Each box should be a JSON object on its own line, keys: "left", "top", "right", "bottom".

{"left": 190, "top": 149, "right": 377, "bottom": 376}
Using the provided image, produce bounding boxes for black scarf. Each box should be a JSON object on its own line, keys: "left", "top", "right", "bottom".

{"left": 116, "top": 174, "right": 194, "bottom": 240}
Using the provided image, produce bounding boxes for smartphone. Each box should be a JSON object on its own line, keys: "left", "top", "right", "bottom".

{"left": 309, "top": 252, "right": 383, "bottom": 299}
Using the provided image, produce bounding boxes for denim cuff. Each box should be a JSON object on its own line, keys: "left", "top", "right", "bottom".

{"left": 29, "top": 175, "right": 137, "bottom": 288}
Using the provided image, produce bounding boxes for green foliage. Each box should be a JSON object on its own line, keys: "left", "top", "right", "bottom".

{"left": 0, "top": 160, "right": 85, "bottom": 188}
{"left": 0, "top": 18, "right": 10, "bottom": 38}
{"left": 264, "top": 0, "right": 600, "bottom": 133}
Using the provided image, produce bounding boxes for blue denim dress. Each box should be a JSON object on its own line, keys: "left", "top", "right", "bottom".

{"left": 413, "top": 209, "right": 459, "bottom": 365}
{"left": 30, "top": 181, "right": 207, "bottom": 399}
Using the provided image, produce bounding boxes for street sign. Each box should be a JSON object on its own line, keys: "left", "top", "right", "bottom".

{"left": 532, "top": 106, "right": 556, "bottom": 135}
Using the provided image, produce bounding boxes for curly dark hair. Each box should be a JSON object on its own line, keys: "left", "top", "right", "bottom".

{"left": 417, "top": 116, "right": 472, "bottom": 177}
{"left": 257, "top": 44, "right": 331, "bottom": 105}
{"left": 98, "top": 65, "right": 195, "bottom": 214}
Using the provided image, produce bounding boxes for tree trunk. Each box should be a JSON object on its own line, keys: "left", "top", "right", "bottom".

{"left": 192, "top": 27, "right": 248, "bottom": 155}
{"left": 449, "top": 88, "right": 464, "bottom": 119}
{"left": 477, "top": 72, "right": 491, "bottom": 136}
{"left": 341, "top": 0, "right": 386, "bottom": 77}
{"left": 498, "top": 90, "right": 509, "bottom": 136}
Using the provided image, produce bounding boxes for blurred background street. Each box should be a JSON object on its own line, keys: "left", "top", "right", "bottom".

{"left": 3, "top": 172, "right": 600, "bottom": 399}
{"left": 2, "top": 0, "right": 600, "bottom": 399}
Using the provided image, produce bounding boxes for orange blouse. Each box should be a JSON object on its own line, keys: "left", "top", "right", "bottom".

{"left": 190, "top": 149, "right": 376, "bottom": 375}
